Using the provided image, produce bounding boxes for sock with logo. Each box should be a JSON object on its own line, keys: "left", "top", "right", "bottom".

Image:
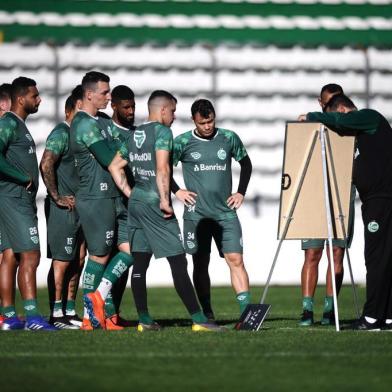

{"left": 302, "top": 296, "right": 314, "bottom": 312}
{"left": 97, "top": 252, "right": 134, "bottom": 301}
{"left": 323, "top": 296, "right": 334, "bottom": 312}
{"left": 52, "top": 300, "right": 63, "bottom": 317}
{"left": 23, "top": 299, "right": 40, "bottom": 317}
{"left": 104, "top": 291, "right": 116, "bottom": 318}
{"left": 236, "top": 291, "right": 251, "bottom": 314}
{"left": 82, "top": 259, "right": 105, "bottom": 318}
{"left": 82, "top": 259, "right": 106, "bottom": 296}
{"left": 65, "top": 299, "right": 76, "bottom": 316}
{"left": 2, "top": 305, "right": 17, "bottom": 318}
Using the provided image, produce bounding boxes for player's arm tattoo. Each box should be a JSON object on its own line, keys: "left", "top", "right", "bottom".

{"left": 108, "top": 152, "right": 131, "bottom": 198}
{"left": 40, "top": 149, "right": 60, "bottom": 201}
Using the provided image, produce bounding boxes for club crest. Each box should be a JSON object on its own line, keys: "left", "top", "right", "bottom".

{"left": 134, "top": 130, "right": 146, "bottom": 149}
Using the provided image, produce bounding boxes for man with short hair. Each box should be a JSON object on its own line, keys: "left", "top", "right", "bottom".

{"left": 40, "top": 91, "right": 85, "bottom": 329}
{"left": 108, "top": 90, "right": 224, "bottom": 332}
{"left": 299, "top": 93, "right": 392, "bottom": 331}
{"left": 0, "top": 77, "right": 57, "bottom": 330}
{"left": 70, "top": 71, "right": 134, "bottom": 330}
{"left": 172, "top": 99, "right": 252, "bottom": 319}
{"left": 0, "top": 83, "right": 12, "bottom": 326}
{"left": 299, "top": 83, "right": 355, "bottom": 326}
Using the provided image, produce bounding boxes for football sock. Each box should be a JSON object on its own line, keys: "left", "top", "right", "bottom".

{"left": 167, "top": 254, "right": 202, "bottom": 316}
{"left": 131, "top": 252, "right": 152, "bottom": 316}
{"left": 138, "top": 311, "right": 154, "bottom": 325}
{"left": 82, "top": 259, "right": 105, "bottom": 318}
{"left": 302, "top": 296, "right": 314, "bottom": 311}
{"left": 23, "top": 299, "right": 40, "bottom": 317}
{"left": 102, "top": 252, "right": 134, "bottom": 286}
{"left": 65, "top": 300, "right": 76, "bottom": 316}
{"left": 104, "top": 291, "right": 116, "bottom": 318}
{"left": 2, "top": 305, "right": 16, "bottom": 318}
{"left": 324, "top": 296, "right": 334, "bottom": 312}
{"left": 191, "top": 311, "right": 208, "bottom": 324}
{"left": 53, "top": 300, "right": 63, "bottom": 317}
{"left": 82, "top": 259, "right": 105, "bottom": 295}
{"left": 236, "top": 291, "right": 251, "bottom": 314}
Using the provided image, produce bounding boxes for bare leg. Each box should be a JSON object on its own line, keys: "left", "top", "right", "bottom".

{"left": 17, "top": 250, "right": 40, "bottom": 301}
{"left": 301, "top": 248, "right": 323, "bottom": 297}
{"left": 223, "top": 253, "right": 249, "bottom": 293}
{"left": 0, "top": 249, "right": 17, "bottom": 307}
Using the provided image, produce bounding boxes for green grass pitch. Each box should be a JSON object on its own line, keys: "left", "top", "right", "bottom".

{"left": 1, "top": 285, "right": 392, "bottom": 391}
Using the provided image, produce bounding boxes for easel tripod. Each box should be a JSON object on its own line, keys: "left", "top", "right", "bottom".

{"left": 260, "top": 125, "right": 360, "bottom": 332}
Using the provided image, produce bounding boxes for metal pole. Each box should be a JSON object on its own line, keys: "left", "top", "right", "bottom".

{"left": 324, "top": 131, "right": 361, "bottom": 318}
{"left": 320, "top": 125, "right": 340, "bottom": 331}
{"left": 261, "top": 130, "right": 319, "bottom": 304}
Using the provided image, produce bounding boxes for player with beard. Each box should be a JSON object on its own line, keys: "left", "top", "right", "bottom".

{"left": 0, "top": 77, "right": 57, "bottom": 330}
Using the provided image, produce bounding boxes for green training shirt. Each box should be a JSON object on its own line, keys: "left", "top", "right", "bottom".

{"left": 173, "top": 128, "right": 247, "bottom": 220}
{"left": 70, "top": 111, "right": 120, "bottom": 199}
{"left": 0, "top": 112, "right": 39, "bottom": 199}
{"left": 120, "top": 121, "right": 172, "bottom": 205}
{"left": 44, "top": 121, "right": 79, "bottom": 197}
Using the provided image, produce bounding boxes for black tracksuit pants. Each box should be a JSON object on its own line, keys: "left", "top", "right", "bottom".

{"left": 362, "top": 197, "right": 392, "bottom": 320}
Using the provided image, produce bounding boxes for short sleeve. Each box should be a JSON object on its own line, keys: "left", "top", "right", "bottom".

{"left": 155, "top": 124, "right": 173, "bottom": 151}
{"left": 80, "top": 119, "right": 105, "bottom": 148}
{"left": 226, "top": 130, "right": 247, "bottom": 161}
{"left": 0, "top": 118, "right": 17, "bottom": 153}
{"left": 45, "top": 128, "right": 68, "bottom": 156}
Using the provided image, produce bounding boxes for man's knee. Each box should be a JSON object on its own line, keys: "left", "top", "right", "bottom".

{"left": 224, "top": 253, "right": 244, "bottom": 268}
{"left": 304, "top": 248, "right": 323, "bottom": 265}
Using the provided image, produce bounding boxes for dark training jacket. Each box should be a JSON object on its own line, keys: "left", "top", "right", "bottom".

{"left": 307, "top": 109, "right": 392, "bottom": 202}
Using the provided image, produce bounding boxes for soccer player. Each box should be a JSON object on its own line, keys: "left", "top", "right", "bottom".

{"left": 40, "top": 91, "right": 84, "bottom": 329}
{"left": 0, "top": 77, "right": 57, "bottom": 331}
{"left": 0, "top": 83, "right": 11, "bottom": 326}
{"left": 108, "top": 90, "right": 224, "bottom": 332}
{"left": 299, "top": 94, "right": 392, "bottom": 331}
{"left": 172, "top": 99, "right": 252, "bottom": 320}
{"left": 70, "top": 72, "right": 134, "bottom": 330}
{"left": 299, "top": 84, "right": 355, "bottom": 326}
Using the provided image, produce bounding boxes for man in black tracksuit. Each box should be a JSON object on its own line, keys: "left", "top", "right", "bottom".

{"left": 300, "top": 93, "right": 392, "bottom": 330}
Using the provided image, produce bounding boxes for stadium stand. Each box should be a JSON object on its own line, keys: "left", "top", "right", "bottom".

{"left": 0, "top": 0, "right": 391, "bottom": 209}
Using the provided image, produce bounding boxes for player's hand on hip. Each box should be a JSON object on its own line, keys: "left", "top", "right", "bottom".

{"left": 297, "top": 114, "right": 307, "bottom": 122}
{"left": 56, "top": 195, "right": 76, "bottom": 210}
{"left": 227, "top": 193, "right": 244, "bottom": 210}
{"left": 175, "top": 189, "right": 197, "bottom": 207}
{"left": 160, "top": 201, "right": 174, "bottom": 218}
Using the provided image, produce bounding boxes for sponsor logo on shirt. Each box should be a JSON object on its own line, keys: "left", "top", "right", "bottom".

{"left": 367, "top": 221, "right": 379, "bottom": 233}
{"left": 136, "top": 167, "right": 156, "bottom": 179}
{"left": 134, "top": 130, "right": 146, "bottom": 149}
{"left": 191, "top": 152, "right": 201, "bottom": 160}
{"left": 129, "top": 152, "right": 151, "bottom": 162}
{"left": 217, "top": 148, "right": 227, "bottom": 160}
{"left": 193, "top": 163, "right": 226, "bottom": 172}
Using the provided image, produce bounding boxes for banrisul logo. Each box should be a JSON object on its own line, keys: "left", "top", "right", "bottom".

{"left": 217, "top": 148, "right": 226, "bottom": 160}
{"left": 134, "top": 130, "right": 146, "bottom": 149}
{"left": 368, "top": 221, "right": 379, "bottom": 233}
{"left": 191, "top": 152, "right": 201, "bottom": 160}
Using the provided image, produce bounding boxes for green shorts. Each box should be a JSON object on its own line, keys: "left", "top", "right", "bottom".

{"left": 77, "top": 197, "right": 116, "bottom": 256}
{"left": 45, "top": 198, "right": 84, "bottom": 261}
{"left": 0, "top": 196, "right": 40, "bottom": 253}
{"left": 301, "top": 186, "right": 356, "bottom": 250}
{"left": 183, "top": 217, "right": 243, "bottom": 256}
{"left": 115, "top": 196, "right": 128, "bottom": 246}
{"left": 128, "top": 199, "right": 184, "bottom": 259}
